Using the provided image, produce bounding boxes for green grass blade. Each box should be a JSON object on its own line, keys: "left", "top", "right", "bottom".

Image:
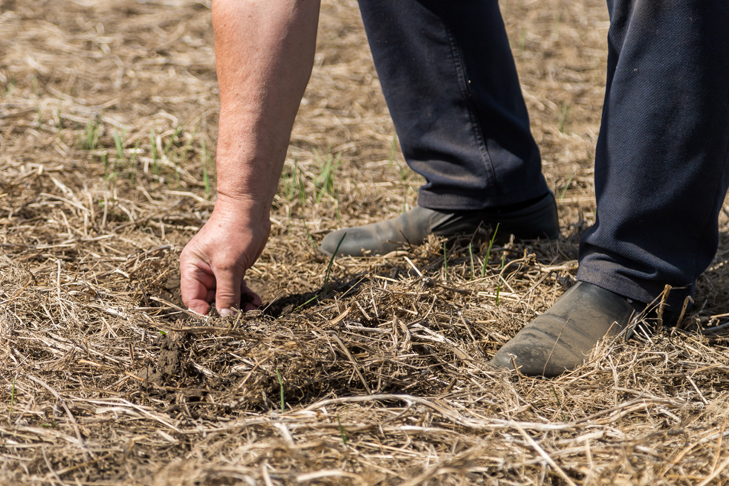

{"left": 558, "top": 171, "right": 575, "bottom": 201}
{"left": 150, "top": 129, "right": 159, "bottom": 175}
{"left": 298, "top": 168, "right": 306, "bottom": 205}
{"left": 481, "top": 223, "right": 499, "bottom": 277}
{"left": 128, "top": 140, "right": 140, "bottom": 183}
{"left": 113, "top": 130, "right": 125, "bottom": 163}
{"left": 293, "top": 294, "right": 318, "bottom": 311}
{"left": 102, "top": 153, "right": 109, "bottom": 177}
{"left": 276, "top": 368, "right": 285, "bottom": 413}
{"left": 164, "top": 125, "right": 184, "bottom": 157}
{"left": 323, "top": 232, "right": 346, "bottom": 295}
{"left": 316, "top": 152, "right": 342, "bottom": 203}
{"left": 337, "top": 415, "right": 348, "bottom": 446}
{"left": 388, "top": 132, "right": 397, "bottom": 168}
{"left": 551, "top": 385, "right": 568, "bottom": 422}
{"left": 85, "top": 118, "right": 99, "bottom": 150}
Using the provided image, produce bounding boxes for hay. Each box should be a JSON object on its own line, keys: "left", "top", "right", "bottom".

{"left": 2, "top": 0, "right": 729, "bottom": 484}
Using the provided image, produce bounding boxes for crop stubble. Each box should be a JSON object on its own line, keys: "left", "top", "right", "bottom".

{"left": 3, "top": 0, "right": 729, "bottom": 485}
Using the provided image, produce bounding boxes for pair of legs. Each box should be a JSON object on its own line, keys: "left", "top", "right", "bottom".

{"left": 343, "top": 0, "right": 729, "bottom": 375}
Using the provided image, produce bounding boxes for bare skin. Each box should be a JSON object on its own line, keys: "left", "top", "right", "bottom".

{"left": 180, "top": 0, "right": 320, "bottom": 316}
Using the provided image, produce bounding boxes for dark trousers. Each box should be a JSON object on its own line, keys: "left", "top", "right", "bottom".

{"left": 358, "top": 0, "right": 729, "bottom": 310}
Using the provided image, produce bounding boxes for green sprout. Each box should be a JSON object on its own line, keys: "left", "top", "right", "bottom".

{"left": 128, "top": 140, "right": 140, "bottom": 184}
{"left": 316, "top": 152, "right": 342, "bottom": 203}
{"left": 323, "top": 233, "right": 346, "bottom": 295}
{"left": 551, "top": 385, "right": 568, "bottom": 422}
{"left": 150, "top": 129, "right": 159, "bottom": 175}
{"left": 481, "top": 223, "right": 499, "bottom": 277}
{"left": 113, "top": 130, "right": 125, "bottom": 161}
{"left": 276, "top": 368, "right": 285, "bottom": 413}
{"left": 337, "top": 415, "right": 348, "bottom": 446}
{"left": 558, "top": 171, "right": 575, "bottom": 201}
{"left": 102, "top": 153, "right": 109, "bottom": 177}
{"left": 298, "top": 167, "right": 306, "bottom": 205}
{"left": 83, "top": 118, "right": 100, "bottom": 150}
{"left": 388, "top": 132, "right": 398, "bottom": 168}
{"left": 295, "top": 233, "right": 346, "bottom": 311}
{"left": 163, "top": 125, "right": 184, "bottom": 158}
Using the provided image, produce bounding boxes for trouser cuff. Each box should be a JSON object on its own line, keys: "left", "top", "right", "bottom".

{"left": 417, "top": 187, "right": 550, "bottom": 212}
{"left": 576, "top": 264, "right": 693, "bottom": 313}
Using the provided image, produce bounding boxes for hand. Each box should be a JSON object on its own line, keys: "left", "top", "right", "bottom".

{"left": 180, "top": 196, "right": 270, "bottom": 316}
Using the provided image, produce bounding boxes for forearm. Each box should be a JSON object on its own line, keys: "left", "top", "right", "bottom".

{"left": 180, "top": 0, "right": 320, "bottom": 316}
{"left": 212, "top": 0, "right": 320, "bottom": 217}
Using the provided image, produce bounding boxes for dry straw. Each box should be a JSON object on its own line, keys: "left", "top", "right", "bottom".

{"left": 2, "top": 0, "right": 729, "bottom": 485}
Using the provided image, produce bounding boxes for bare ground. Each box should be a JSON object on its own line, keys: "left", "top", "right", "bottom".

{"left": 3, "top": 1, "right": 729, "bottom": 485}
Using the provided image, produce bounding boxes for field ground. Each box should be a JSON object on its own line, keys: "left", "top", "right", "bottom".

{"left": 3, "top": 0, "right": 729, "bottom": 485}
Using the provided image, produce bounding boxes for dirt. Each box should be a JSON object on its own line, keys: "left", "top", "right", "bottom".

{"left": 138, "top": 335, "right": 183, "bottom": 387}
{"left": 3, "top": 0, "right": 729, "bottom": 485}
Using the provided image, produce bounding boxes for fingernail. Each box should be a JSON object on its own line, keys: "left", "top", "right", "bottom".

{"left": 219, "top": 308, "right": 233, "bottom": 317}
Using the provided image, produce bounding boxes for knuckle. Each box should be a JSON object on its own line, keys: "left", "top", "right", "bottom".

{"left": 213, "top": 253, "right": 246, "bottom": 273}
{"left": 215, "top": 259, "right": 241, "bottom": 274}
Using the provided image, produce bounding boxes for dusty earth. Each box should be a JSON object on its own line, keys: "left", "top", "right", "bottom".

{"left": 3, "top": 0, "right": 729, "bottom": 485}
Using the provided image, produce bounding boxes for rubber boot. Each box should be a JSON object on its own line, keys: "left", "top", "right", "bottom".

{"left": 320, "top": 192, "right": 559, "bottom": 257}
{"left": 489, "top": 281, "right": 664, "bottom": 377}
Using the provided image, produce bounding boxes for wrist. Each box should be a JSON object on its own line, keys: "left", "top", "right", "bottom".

{"left": 214, "top": 150, "right": 282, "bottom": 210}
{"left": 211, "top": 192, "right": 272, "bottom": 228}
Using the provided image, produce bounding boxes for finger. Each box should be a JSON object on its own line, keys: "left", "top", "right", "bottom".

{"left": 180, "top": 259, "right": 216, "bottom": 315}
{"left": 214, "top": 267, "right": 242, "bottom": 317}
{"left": 188, "top": 299, "right": 211, "bottom": 316}
{"left": 181, "top": 283, "right": 211, "bottom": 315}
{"left": 241, "top": 279, "right": 263, "bottom": 311}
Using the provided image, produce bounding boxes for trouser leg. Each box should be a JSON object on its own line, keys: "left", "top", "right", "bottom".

{"left": 357, "top": 0, "right": 549, "bottom": 210}
{"left": 577, "top": 0, "right": 729, "bottom": 310}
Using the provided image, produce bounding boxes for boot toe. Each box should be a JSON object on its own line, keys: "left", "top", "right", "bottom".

{"left": 491, "top": 319, "right": 586, "bottom": 377}
{"left": 489, "top": 282, "right": 642, "bottom": 377}
{"left": 321, "top": 228, "right": 376, "bottom": 257}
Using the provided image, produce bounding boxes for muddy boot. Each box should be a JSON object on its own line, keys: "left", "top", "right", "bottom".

{"left": 320, "top": 192, "right": 559, "bottom": 257}
{"left": 489, "top": 281, "right": 660, "bottom": 377}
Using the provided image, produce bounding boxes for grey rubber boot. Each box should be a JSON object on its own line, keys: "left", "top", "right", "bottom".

{"left": 320, "top": 192, "right": 559, "bottom": 257}
{"left": 490, "top": 281, "right": 647, "bottom": 377}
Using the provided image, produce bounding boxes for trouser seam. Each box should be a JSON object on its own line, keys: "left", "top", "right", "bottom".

{"left": 442, "top": 22, "right": 499, "bottom": 194}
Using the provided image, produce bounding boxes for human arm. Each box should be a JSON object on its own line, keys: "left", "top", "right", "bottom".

{"left": 180, "top": 0, "right": 320, "bottom": 316}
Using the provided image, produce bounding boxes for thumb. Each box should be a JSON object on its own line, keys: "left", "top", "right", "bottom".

{"left": 213, "top": 267, "right": 242, "bottom": 317}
